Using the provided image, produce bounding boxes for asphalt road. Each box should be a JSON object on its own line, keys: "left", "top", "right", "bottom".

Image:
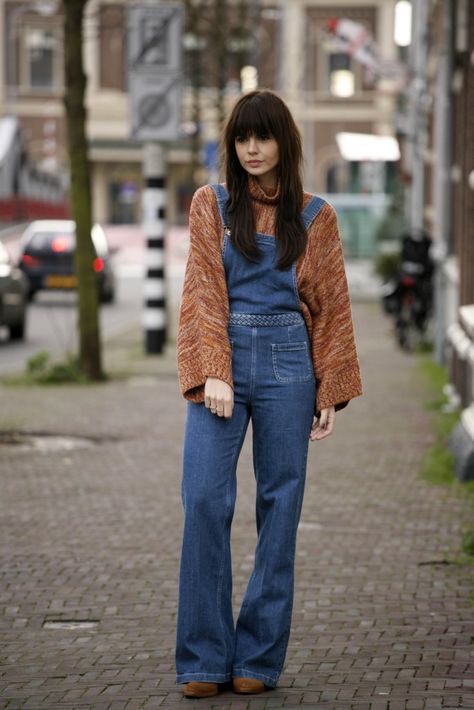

{"left": 0, "top": 225, "right": 188, "bottom": 376}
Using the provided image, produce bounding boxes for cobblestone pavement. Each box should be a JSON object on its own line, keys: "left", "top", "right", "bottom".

{"left": 0, "top": 302, "right": 473, "bottom": 710}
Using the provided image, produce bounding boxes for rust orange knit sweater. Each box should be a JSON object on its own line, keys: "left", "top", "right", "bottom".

{"left": 176, "top": 175, "right": 363, "bottom": 415}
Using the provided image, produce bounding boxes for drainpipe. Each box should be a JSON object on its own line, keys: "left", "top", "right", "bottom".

{"left": 432, "top": 0, "right": 454, "bottom": 365}
{"left": 408, "top": 0, "right": 428, "bottom": 231}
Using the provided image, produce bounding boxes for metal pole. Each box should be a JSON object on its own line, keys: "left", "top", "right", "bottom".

{"left": 280, "top": 0, "right": 304, "bottom": 105}
{"left": 433, "top": 0, "right": 454, "bottom": 364}
{"left": 143, "top": 142, "right": 167, "bottom": 354}
{"left": 409, "top": 0, "right": 428, "bottom": 231}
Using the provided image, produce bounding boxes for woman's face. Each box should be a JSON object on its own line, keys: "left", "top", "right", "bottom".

{"left": 234, "top": 132, "right": 279, "bottom": 187}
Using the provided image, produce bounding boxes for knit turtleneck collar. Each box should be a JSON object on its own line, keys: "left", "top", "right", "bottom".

{"left": 247, "top": 174, "right": 281, "bottom": 205}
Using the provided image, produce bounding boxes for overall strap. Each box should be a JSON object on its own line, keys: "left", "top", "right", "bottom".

{"left": 301, "top": 195, "right": 326, "bottom": 230}
{"left": 210, "top": 183, "right": 230, "bottom": 228}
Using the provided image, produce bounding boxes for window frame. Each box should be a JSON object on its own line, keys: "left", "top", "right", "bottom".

{"left": 19, "top": 18, "right": 63, "bottom": 93}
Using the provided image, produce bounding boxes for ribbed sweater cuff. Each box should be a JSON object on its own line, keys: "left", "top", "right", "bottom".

{"left": 316, "top": 366, "right": 363, "bottom": 414}
{"left": 179, "top": 353, "right": 233, "bottom": 403}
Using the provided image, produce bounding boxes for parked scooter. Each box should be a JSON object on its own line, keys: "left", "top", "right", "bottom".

{"left": 381, "top": 230, "right": 434, "bottom": 351}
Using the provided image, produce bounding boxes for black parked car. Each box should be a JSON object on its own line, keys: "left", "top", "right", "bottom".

{"left": 18, "top": 220, "right": 116, "bottom": 303}
{"left": 0, "top": 240, "right": 28, "bottom": 340}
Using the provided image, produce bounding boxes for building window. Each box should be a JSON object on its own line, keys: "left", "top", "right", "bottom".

{"left": 27, "top": 28, "right": 56, "bottom": 88}
{"left": 20, "top": 23, "right": 62, "bottom": 91}
{"left": 329, "top": 52, "right": 355, "bottom": 97}
{"left": 99, "top": 5, "right": 126, "bottom": 91}
{"left": 304, "top": 7, "right": 377, "bottom": 96}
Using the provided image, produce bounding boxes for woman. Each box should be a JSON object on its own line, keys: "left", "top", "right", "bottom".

{"left": 175, "top": 89, "right": 362, "bottom": 698}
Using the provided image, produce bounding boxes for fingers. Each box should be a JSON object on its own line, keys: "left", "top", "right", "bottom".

{"left": 309, "top": 407, "right": 335, "bottom": 441}
{"left": 204, "top": 377, "right": 234, "bottom": 418}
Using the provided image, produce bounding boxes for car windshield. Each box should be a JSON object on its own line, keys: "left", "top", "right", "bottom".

{"left": 28, "top": 231, "right": 75, "bottom": 253}
{"left": 26, "top": 225, "right": 108, "bottom": 257}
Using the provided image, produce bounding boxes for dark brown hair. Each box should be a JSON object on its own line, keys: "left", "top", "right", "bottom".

{"left": 221, "top": 89, "right": 307, "bottom": 270}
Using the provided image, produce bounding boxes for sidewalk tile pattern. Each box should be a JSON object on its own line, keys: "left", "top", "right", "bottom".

{"left": 0, "top": 304, "right": 473, "bottom": 709}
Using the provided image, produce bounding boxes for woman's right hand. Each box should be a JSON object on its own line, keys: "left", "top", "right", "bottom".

{"left": 204, "top": 377, "right": 234, "bottom": 418}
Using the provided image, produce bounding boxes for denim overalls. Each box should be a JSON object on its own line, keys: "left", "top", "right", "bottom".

{"left": 176, "top": 184, "right": 325, "bottom": 687}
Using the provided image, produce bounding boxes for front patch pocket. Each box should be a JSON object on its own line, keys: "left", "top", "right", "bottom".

{"left": 271, "top": 341, "right": 312, "bottom": 383}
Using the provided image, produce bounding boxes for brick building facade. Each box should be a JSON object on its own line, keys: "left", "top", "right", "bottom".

{"left": 0, "top": 0, "right": 399, "bottom": 227}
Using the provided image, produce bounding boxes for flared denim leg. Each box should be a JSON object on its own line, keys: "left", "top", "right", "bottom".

{"left": 232, "top": 360, "right": 316, "bottom": 687}
{"left": 175, "top": 399, "right": 250, "bottom": 684}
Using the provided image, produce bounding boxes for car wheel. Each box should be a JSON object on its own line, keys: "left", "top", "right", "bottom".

{"left": 10, "top": 320, "right": 25, "bottom": 340}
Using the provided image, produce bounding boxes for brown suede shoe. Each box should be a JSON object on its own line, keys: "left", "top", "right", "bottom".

{"left": 183, "top": 681, "right": 219, "bottom": 698}
{"left": 232, "top": 677, "right": 266, "bottom": 694}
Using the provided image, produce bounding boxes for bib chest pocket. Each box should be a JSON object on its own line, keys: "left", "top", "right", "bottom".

{"left": 271, "top": 341, "right": 313, "bottom": 383}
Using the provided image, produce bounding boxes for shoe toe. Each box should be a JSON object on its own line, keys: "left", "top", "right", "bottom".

{"left": 232, "top": 677, "right": 266, "bottom": 694}
{"left": 183, "top": 681, "right": 219, "bottom": 698}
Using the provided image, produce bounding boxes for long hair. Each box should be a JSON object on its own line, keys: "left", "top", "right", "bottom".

{"left": 221, "top": 90, "right": 306, "bottom": 270}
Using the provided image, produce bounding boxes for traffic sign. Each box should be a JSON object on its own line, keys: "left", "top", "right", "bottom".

{"left": 128, "top": 2, "right": 183, "bottom": 142}
{"left": 130, "top": 74, "right": 181, "bottom": 142}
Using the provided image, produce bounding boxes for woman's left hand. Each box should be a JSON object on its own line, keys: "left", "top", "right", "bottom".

{"left": 310, "top": 406, "right": 335, "bottom": 441}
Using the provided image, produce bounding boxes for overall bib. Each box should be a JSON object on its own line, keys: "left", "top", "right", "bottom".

{"left": 176, "top": 185, "right": 325, "bottom": 687}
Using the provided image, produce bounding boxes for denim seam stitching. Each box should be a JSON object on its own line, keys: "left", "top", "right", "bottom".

{"left": 302, "top": 196, "right": 325, "bottom": 229}
{"left": 215, "top": 455, "right": 235, "bottom": 670}
{"left": 211, "top": 184, "right": 228, "bottom": 228}
{"left": 215, "top": 414, "right": 249, "bottom": 670}
{"left": 274, "top": 456, "right": 309, "bottom": 676}
{"left": 231, "top": 667, "right": 278, "bottom": 684}
{"left": 177, "top": 672, "right": 231, "bottom": 680}
{"left": 249, "top": 327, "right": 257, "bottom": 401}
{"left": 291, "top": 261, "right": 301, "bottom": 310}
{"left": 271, "top": 342, "right": 312, "bottom": 383}
{"left": 255, "top": 231, "right": 277, "bottom": 240}
{"left": 222, "top": 231, "right": 229, "bottom": 259}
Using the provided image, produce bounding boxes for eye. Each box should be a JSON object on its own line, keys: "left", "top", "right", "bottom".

{"left": 235, "top": 135, "right": 247, "bottom": 143}
{"left": 257, "top": 132, "right": 271, "bottom": 141}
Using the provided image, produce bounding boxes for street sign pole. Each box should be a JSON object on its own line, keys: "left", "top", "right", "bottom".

{"left": 143, "top": 143, "right": 166, "bottom": 353}
{"left": 127, "top": 2, "right": 183, "bottom": 355}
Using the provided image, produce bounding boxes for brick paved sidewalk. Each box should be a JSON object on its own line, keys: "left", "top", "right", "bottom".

{"left": 0, "top": 302, "right": 473, "bottom": 709}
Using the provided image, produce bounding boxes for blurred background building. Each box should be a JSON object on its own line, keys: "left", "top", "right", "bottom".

{"left": 0, "top": 0, "right": 402, "bottom": 253}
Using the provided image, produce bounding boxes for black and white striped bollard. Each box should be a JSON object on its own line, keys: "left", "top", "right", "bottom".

{"left": 143, "top": 143, "right": 167, "bottom": 354}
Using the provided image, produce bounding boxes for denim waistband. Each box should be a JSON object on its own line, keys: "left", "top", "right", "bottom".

{"left": 228, "top": 312, "right": 304, "bottom": 327}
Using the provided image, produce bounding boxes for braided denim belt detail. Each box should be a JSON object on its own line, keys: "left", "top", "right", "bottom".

{"left": 228, "top": 312, "right": 304, "bottom": 327}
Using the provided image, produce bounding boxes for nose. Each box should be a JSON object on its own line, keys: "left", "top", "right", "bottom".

{"left": 247, "top": 136, "right": 258, "bottom": 154}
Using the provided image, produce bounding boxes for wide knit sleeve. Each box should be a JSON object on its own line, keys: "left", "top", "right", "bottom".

{"left": 176, "top": 185, "right": 233, "bottom": 402}
{"left": 298, "top": 201, "right": 363, "bottom": 416}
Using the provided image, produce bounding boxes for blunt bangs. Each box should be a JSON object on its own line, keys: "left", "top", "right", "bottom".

{"left": 229, "top": 94, "right": 282, "bottom": 143}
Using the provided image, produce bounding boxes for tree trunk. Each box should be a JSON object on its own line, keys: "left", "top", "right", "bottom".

{"left": 63, "top": 0, "right": 103, "bottom": 380}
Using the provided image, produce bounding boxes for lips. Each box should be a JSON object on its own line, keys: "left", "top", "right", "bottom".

{"left": 247, "top": 161, "right": 262, "bottom": 166}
